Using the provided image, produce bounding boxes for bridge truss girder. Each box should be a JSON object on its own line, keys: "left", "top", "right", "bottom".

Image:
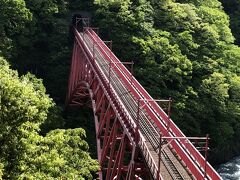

{"left": 65, "top": 39, "right": 152, "bottom": 180}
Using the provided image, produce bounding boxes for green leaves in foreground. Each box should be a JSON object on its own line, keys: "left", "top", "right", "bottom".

{"left": 0, "top": 56, "right": 52, "bottom": 144}
{"left": 17, "top": 128, "right": 99, "bottom": 179}
{"left": 0, "top": 57, "right": 99, "bottom": 178}
{"left": 0, "top": 163, "right": 3, "bottom": 180}
{"left": 0, "top": 0, "right": 32, "bottom": 58}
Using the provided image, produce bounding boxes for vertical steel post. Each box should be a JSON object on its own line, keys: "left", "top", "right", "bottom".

{"left": 116, "top": 135, "right": 127, "bottom": 179}
{"left": 108, "top": 61, "right": 111, "bottom": 91}
{"left": 130, "top": 61, "right": 134, "bottom": 75}
{"left": 157, "top": 134, "right": 162, "bottom": 180}
{"left": 87, "top": 18, "right": 90, "bottom": 27}
{"left": 96, "top": 28, "right": 99, "bottom": 35}
{"left": 204, "top": 134, "right": 209, "bottom": 179}
{"left": 110, "top": 40, "right": 112, "bottom": 50}
{"left": 136, "top": 99, "right": 140, "bottom": 138}
{"left": 106, "top": 126, "right": 118, "bottom": 178}
{"left": 75, "top": 18, "right": 78, "bottom": 28}
{"left": 130, "top": 61, "right": 134, "bottom": 86}
{"left": 93, "top": 43, "right": 95, "bottom": 65}
{"left": 83, "top": 27, "right": 85, "bottom": 41}
{"left": 167, "top": 97, "right": 172, "bottom": 131}
{"left": 126, "top": 145, "right": 136, "bottom": 179}
{"left": 102, "top": 120, "right": 119, "bottom": 177}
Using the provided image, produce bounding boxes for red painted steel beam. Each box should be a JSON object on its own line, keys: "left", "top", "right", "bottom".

{"left": 67, "top": 27, "right": 210, "bottom": 180}
{"left": 67, "top": 32, "right": 143, "bottom": 180}
{"left": 84, "top": 28, "right": 221, "bottom": 180}
{"left": 74, "top": 28, "right": 138, "bottom": 145}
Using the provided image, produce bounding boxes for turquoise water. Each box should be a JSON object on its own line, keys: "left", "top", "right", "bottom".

{"left": 217, "top": 157, "right": 240, "bottom": 180}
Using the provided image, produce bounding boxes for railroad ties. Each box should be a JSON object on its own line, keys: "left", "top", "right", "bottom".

{"left": 81, "top": 31, "right": 194, "bottom": 179}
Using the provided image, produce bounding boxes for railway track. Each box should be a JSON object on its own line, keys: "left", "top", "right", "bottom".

{"left": 81, "top": 32, "right": 193, "bottom": 180}
{"left": 161, "top": 148, "right": 185, "bottom": 179}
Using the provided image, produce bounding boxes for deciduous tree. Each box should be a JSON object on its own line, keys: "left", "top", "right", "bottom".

{"left": 0, "top": 57, "right": 98, "bottom": 178}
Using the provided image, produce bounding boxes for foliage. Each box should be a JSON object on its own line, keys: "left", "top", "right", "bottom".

{"left": 220, "top": 0, "right": 240, "bottom": 45}
{"left": 1, "top": 0, "right": 70, "bottom": 103}
{"left": 0, "top": 57, "right": 98, "bottom": 178}
{"left": 94, "top": 0, "right": 240, "bottom": 164}
{"left": 1, "top": 0, "right": 240, "bottom": 168}
{"left": 16, "top": 128, "right": 99, "bottom": 179}
{"left": 0, "top": 163, "right": 3, "bottom": 180}
{"left": 68, "top": 0, "right": 94, "bottom": 10}
{"left": 40, "top": 106, "right": 65, "bottom": 135}
{"left": 0, "top": 0, "right": 99, "bottom": 178}
{"left": 0, "top": 56, "right": 53, "bottom": 176}
{"left": 0, "top": 0, "right": 32, "bottom": 58}
{"left": 0, "top": 56, "right": 52, "bottom": 139}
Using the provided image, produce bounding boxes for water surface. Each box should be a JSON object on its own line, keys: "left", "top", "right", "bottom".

{"left": 217, "top": 156, "right": 240, "bottom": 180}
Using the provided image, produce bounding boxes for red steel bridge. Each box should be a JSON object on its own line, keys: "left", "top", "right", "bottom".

{"left": 65, "top": 19, "right": 222, "bottom": 180}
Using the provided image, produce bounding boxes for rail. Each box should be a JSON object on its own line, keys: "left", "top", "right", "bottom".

{"left": 83, "top": 27, "right": 221, "bottom": 180}
{"left": 161, "top": 149, "right": 185, "bottom": 179}
{"left": 78, "top": 29, "right": 166, "bottom": 179}
{"left": 82, "top": 29, "right": 192, "bottom": 179}
{"left": 139, "top": 137, "right": 159, "bottom": 179}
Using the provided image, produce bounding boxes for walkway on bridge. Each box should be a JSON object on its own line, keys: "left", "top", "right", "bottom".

{"left": 66, "top": 19, "right": 222, "bottom": 180}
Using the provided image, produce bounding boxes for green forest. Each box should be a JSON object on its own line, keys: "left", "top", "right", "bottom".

{"left": 1, "top": 0, "right": 240, "bottom": 178}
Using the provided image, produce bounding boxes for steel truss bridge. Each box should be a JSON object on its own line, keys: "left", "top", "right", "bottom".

{"left": 65, "top": 19, "right": 222, "bottom": 180}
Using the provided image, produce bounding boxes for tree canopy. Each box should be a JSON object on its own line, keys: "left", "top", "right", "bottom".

{"left": 220, "top": 0, "right": 240, "bottom": 45}
{"left": 93, "top": 0, "right": 240, "bottom": 163}
{"left": 0, "top": 0, "right": 31, "bottom": 58}
{"left": 1, "top": 0, "right": 240, "bottom": 173}
{"left": 0, "top": 57, "right": 98, "bottom": 178}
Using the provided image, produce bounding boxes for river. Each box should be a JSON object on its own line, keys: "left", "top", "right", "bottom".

{"left": 217, "top": 156, "right": 240, "bottom": 180}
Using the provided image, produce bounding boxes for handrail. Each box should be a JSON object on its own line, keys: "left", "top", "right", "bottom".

{"left": 139, "top": 136, "right": 163, "bottom": 179}
{"left": 85, "top": 28, "right": 222, "bottom": 180}
{"left": 77, "top": 29, "right": 163, "bottom": 179}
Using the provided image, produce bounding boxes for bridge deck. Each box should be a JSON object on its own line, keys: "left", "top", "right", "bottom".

{"left": 80, "top": 31, "right": 194, "bottom": 179}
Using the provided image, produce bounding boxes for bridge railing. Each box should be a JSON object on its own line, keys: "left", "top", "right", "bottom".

{"left": 139, "top": 135, "right": 159, "bottom": 179}
{"left": 83, "top": 28, "right": 221, "bottom": 180}
{"left": 75, "top": 28, "right": 141, "bottom": 143}
{"left": 76, "top": 28, "right": 164, "bottom": 179}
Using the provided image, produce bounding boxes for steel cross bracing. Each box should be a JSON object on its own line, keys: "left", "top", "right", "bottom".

{"left": 65, "top": 26, "right": 222, "bottom": 180}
